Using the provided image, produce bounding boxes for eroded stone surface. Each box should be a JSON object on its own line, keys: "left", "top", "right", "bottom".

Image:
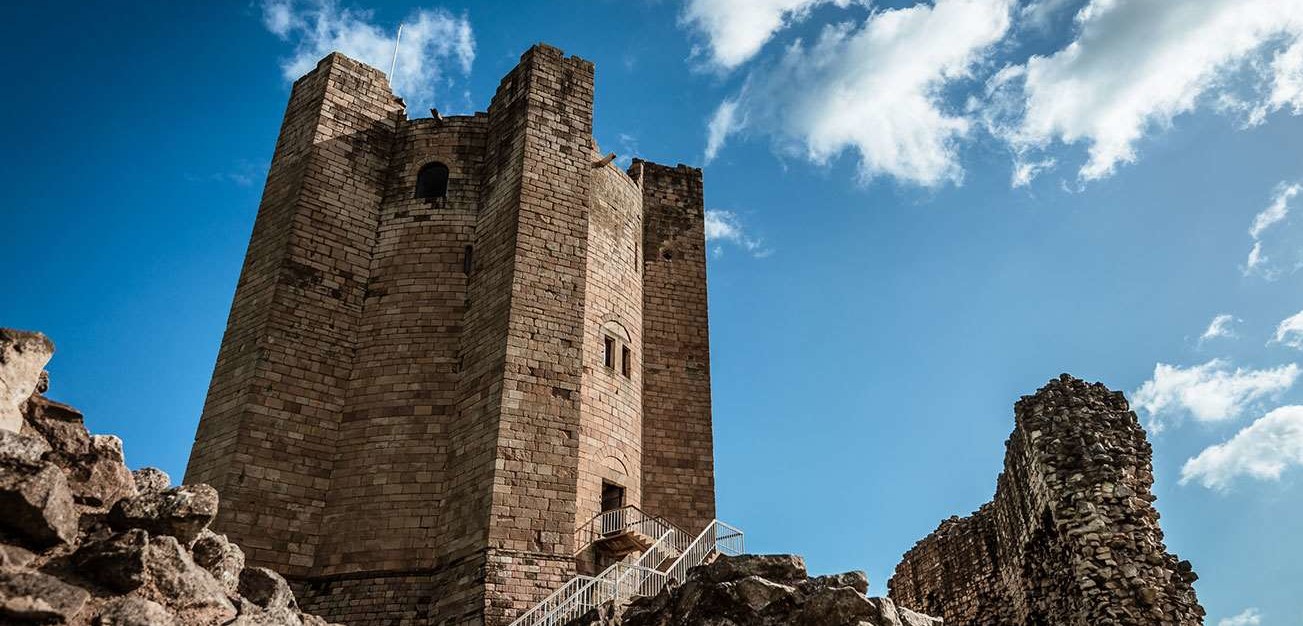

{"left": 573, "top": 554, "right": 941, "bottom": 626}
{"left": 889, "top": 375, "right": 1205, "bottom": 626}
{"left": 108, "top": 484, "right": 219, "bottom": 545}
{"left": 0, "top": 568, "right": 89, "bottom": 623}
{"left": 0, "top": 328, "right": 54, "bottom": 434}
{"left": 0, "top": 327, "right": 341, "bottom": 626}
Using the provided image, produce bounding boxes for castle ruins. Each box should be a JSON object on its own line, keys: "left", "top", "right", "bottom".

{"left": 185, "top": 44, "right": 716, "bottom": 625}
{"left": 888, "top": 375, "right": 1205, "bottom": 626}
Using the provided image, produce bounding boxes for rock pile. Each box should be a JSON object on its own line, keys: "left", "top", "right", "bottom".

{"left": 0, "top": 328, "right": 340, "bottom": 625}
{"left": 571, "top": 554, "right": 941, "bottom": 626}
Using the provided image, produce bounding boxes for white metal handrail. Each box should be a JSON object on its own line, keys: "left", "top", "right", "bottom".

{"left": 510, "top": 515, "right": 744, "bottom": 626}
{"left": 574, "top": 505, "right": 683, "bottom": 553}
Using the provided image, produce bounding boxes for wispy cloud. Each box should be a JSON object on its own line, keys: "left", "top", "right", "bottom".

{"left": 987, "top": 0, "right": 1303, "bottom": 184}
{"left": 1274, "top": 309, "right": 1303, "bottom": 350}
{"left": 705, "top": 99, "right": 741, "bottom": 163}
{"left": 259, "top": 0, "right": 474, "bottom": 112}
{"left": 1244, "top": 182, "right": 1300, "bottom": 280}
{"left": 1218, "top": 608, "right": 1263, "bottom": 626}
{"left": 704, "top": 0, "right": 1014, "bottom": 187}
{"left": 1132, "top": 359, "right": 1300, "bottom": 433}
{"left": 1199, "top": 314, "right": 1239, "bottom": 345}
{"left": 705, "top": 210, "right": 771, "bottom": 258}
{"left": 680, "top": 0, "right": 858, "bottom": 70}
{"left": 1182, "top": 407, "right": 1303, "bottom": 491}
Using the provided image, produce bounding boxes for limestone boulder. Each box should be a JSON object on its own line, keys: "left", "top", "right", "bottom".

{"left": 192, "top": 528, "right": 245, "bottom": 595}
{"left": 0, "top": 456, "right": 79, "bottom": 547}
{"left": 580, "top": 554, "right": 941, "bottom": 626}
{"left": 0, "top": 567, "right": 89, "bottom": 623}
{"left": 96, "top": 597, "right": 177, "bottom": 626}
{"left": 131, "top": 467, "right": 171, "bottom": 495}
{"left": 0, "top": 328, "right": 338, "bottom": 626}
{"left": 75, "top": 529, "right": 235, "bottom": 623}
{"left": 239, "top": 567, "right": 299, "bottom": 612}
{"left": 108, "top": 484, "right": 219, "bottom": 544}
{"left": 0, "top": 328, "right": 54, "bottom": 434}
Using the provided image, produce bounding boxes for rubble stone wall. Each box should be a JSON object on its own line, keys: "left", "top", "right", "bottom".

{"left": 888, "top": 375, "right": 1205, "bottom": 626}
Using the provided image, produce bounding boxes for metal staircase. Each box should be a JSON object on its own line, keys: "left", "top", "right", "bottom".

{"left": 508, "top": 506, "right": 744, "bottom": 626}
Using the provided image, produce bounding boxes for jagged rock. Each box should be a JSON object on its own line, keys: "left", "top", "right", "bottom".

{"left": 0, "top": 429, "right": 51, "bottom": 465}
{"left": 22, "top": 396, "right": 90, "bottom": 460}
{"left": 0, "top": 328, "right": 54, "bottom": 434}
{"left": 0, "top": 567, "right": 89, "bottom": 623}
{"left": 239, "top": 567, "right": 298, "bottom": 612}
{"left": 691, "top": 553, "right": 807, "bottom": 585}
{"left": 808, "top": 570, "right": 870, "bottom": 595}
{"left": 78, "top": 434, "right": 137, "bottom": 511}
{"left": 108, "top": 484, "right": 219, "bottom": 544}
{"left": 864, "top": 597, "right": 943, "bottom": 626}
{"left": 192, "top": 528, "right": 245, "bottom": 595}
{"left": 131, "top": 467, "right": 171, "bottom": 495}
{"left": 0, "top": 457, "right": 79, "bottom": 547}
{"left": 74, "top": 529, "right": 235, "bottom": 623}
{"left": 227, "top": 598, "right": 304, "bottom": 626}
{"left": 96, "top": 597, "right": 176, "bottom": 626}
{"left": 0, "top": 328, "right": 335, "bottom": 626}
{"left": 579, "top": 555, "right": 941, "bottom": 626}
{"left": 0, "top": 543, "right": 36, "bottom": 568}
{"left": 75, "top": 529, "right": 151, "bottom": 592}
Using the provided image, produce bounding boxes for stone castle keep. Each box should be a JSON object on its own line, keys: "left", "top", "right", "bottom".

{"left": 185, "top": 45, "right": 716, "bottom": 625}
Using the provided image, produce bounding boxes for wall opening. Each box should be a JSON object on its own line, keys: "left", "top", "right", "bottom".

{"left": 463, "top": 245, "right": 474, "bottom": 274}
{"left": 415, "top": 162, "right": 450, "bottom": 199}
{"left": 603, "top": 336, "right": 616, "bottom": 369}
{"left": 601, "top": 481, "right": 625, "bottom": 512}
{"left": 621, "top": 346, "right": 632, "bottom": 378}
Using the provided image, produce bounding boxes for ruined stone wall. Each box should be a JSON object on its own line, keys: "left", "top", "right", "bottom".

{"left": 186, "top": 52, "right": 402, "bottom": 579}
{"left": 637, "top": 161, "right": 716, "bottom": 535}
{"left": 888, "top": 375, "right": 1204, "bottom": 626}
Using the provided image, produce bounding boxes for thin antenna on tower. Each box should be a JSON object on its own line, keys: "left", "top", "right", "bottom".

{"left": 389, "top": 23, "right": 404, "bottom": 78}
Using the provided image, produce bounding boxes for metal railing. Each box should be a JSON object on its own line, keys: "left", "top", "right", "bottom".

{"left": 509, "top": 514, "right": 744, "bottom": 626}
{"left": 574, "top": 505, "right": 681, "bottom": 553}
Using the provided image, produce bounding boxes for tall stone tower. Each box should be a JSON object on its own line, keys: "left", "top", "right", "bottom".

{"left": 186, "top": 44, "right": 717, "bottom": 626}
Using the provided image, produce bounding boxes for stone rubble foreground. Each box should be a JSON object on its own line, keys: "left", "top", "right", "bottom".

{"left": 0, "top": 328, "right": 341, "bottom": 626}
{"left": 570, "top": 554, "right": 941, "bottom": 626}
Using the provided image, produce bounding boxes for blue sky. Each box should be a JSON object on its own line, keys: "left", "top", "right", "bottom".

{"left": 5, "top": 2, "right": 1303, "bottom": 624}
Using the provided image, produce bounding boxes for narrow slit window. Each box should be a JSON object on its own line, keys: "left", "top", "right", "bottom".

{"left": 621, "top": 346, "right": 632, "bottom": 378}
{"left": 415, "top": 162, "right": 450, "bottom": 199}
{"left": 603, "top": 336, "right": 616, "bottom": 369}
{"left": 463, "top": 245, "right": 474, "bottom": 274}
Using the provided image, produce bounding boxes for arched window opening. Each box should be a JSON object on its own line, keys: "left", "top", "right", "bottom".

{"left": 415, "top": 162, "right": 450, "bottom": 199}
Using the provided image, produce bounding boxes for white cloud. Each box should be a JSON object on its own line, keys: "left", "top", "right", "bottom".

{"left": 1132, "top": 359, "right": 1300, "bottom": 433}
{"left": 705, "top": 210, "right": 771, "bottom": 258}
{"left": 990, "top": 0, "right": 1303, "bottom": 183}
{"left": 680, "top": 0, "right": 858, "bottom": 70}
{"left": 1200, "top": 314, "right": 1239, "bottom": 344}
{"left": 1274, "top": 309, "right": 1303, "bottom": 350}
{"left": 1011, "top": 156, "right": 1056, "bottom": 188}
{"left": 705, "top": 99, "right": 741, "bottom": 163}
{"left": 1218, "top": 608, "right": 1263, "bottom": 626}
{"left": 1244, "top": 182, "right": 1300, "bottom": 279}
{"left": 1182, "top": 407, "right": 1303, "bottom": 491}
{"left": 708, "top": 0, "right": 1014, "bottom": 186}
{"left": 260, "top": 0, "right": 474, "bottom": 111}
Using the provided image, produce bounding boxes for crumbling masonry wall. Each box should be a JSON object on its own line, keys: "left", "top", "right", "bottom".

{"left": 888, "top": 375, "right": 1204, "bottom": 626}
